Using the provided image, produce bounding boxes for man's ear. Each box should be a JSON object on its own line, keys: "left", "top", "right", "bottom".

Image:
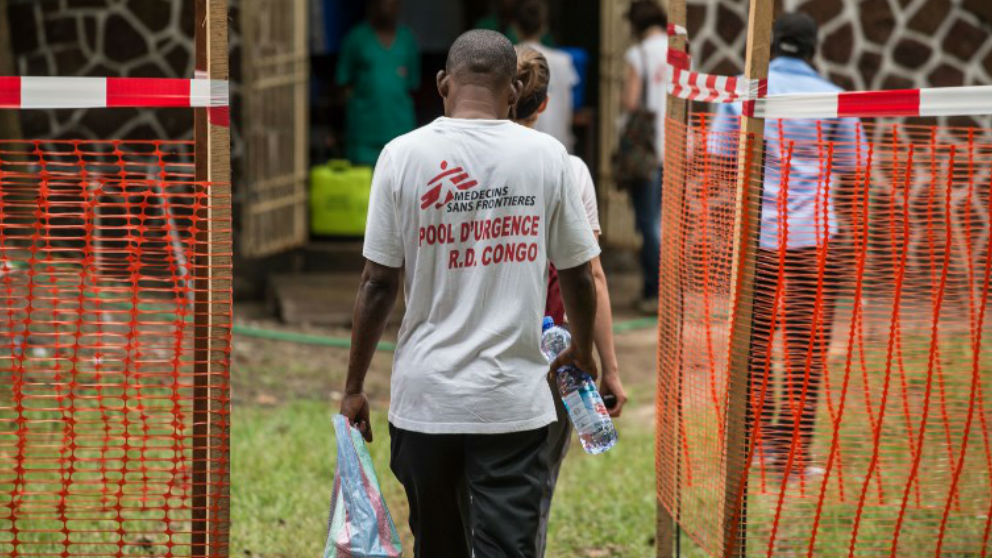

{"left": 436, "top": 70, "right": 449, "bottom": 99}
{"left": 509, "top": 78, "right": 523, "bottom": 108}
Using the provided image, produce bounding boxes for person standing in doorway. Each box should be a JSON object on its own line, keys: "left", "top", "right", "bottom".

{"left": 336, "top": 0, "right": 420, "bottom": 165}
{"left": 621, "top": 0, "right": 669, "bottom": 313}
{"left": 341, "top": 30, "right": 602, "bottom": 557}
{"left": 514, "top": 0, "right": 578, "bottom": 152}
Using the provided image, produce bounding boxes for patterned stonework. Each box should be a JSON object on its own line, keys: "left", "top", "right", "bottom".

{"left": 6, "top": 0, "right": 242, "bottom": 163}
{"left": 686, "top": 0, "right": 992, "bottom": 128}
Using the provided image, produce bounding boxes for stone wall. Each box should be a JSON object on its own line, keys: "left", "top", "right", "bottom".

{"left": 6, "top": 0, "right": 242, "bottom": 159}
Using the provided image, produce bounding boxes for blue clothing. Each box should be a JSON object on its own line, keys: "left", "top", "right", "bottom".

{"left": 711, "top": 57, "right": 865, "bottom": 249}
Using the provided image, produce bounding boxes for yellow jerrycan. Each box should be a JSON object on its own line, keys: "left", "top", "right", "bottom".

{"left": 310, "top": 160, "right": 373, "bottom": 236}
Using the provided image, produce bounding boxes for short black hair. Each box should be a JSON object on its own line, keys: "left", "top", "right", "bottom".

{"left": 772, "top": 12, "right": 818, "bottom": 60}
{"left": 626, "top": 0, "right": 667, "bottom": 36}
{"left": 515, "top": 0, "right": 547, "bottom": 39}
{"left": 445, "top": 30, "right": 518, "bottom": 87}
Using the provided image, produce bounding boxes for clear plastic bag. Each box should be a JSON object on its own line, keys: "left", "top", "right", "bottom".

{"left": 323, "top": 414, "right": 402, "bottom": 558}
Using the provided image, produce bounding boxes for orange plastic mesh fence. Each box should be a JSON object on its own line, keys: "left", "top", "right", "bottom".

{"left": 657, "top": 114, "right": 992, "bottom": 557}
{"left": 0, "top": 140, "right": 231, "bottom": 557}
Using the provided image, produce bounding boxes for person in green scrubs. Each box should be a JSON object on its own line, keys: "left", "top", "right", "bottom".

{"left": 336, "top": 0, "right": 420, "bottom": 166}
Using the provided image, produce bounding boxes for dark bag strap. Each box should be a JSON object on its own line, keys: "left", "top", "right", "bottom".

{"left": 638, "top": 46, "right": 650, "bottom": 109}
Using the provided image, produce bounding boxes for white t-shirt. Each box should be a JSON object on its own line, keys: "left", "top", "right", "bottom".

{"left": 523, "top": 41, "right": 578, "bottom": 153}
{"left": 625, "top": 33, "right": 669, "bottom": 159}
{"left": 364, "top": 117, "right": 601, "bottom": 434}
{"left": 570, "top": 155, "right": 600, "bottom": 234}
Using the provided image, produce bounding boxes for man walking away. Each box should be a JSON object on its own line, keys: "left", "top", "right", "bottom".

{"left": 340, "top": 30, "right": 601, "bottom": 558}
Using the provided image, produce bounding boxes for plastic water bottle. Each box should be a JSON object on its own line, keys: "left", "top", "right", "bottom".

{"left": 539, "top": 316, "right": 570, "bottom": 361}
{"left": 540, "top": 317, "right": 618, "bottom": 454}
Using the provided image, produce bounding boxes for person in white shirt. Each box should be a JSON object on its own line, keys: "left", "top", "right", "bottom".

{"left": 340, "top": 30, "right": 601, "bottom": 558}
{"left": 511, "top": 45, "right": 627, "bottom": 557}
{"left": 514, "top": 0, "right": 578, "bottom": 152}
{"left": 622, "top": 0, "right": 669, "bottom": 313}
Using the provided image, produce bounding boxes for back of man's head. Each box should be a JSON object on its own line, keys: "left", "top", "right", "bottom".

{"left": 772, "top": 12, "right": 818, "bottom": 60}
{"left": 445, "top": 29, "right": 518, "bottom": 88}
{"left": 515, "top": 0, "right": 547, "bottom": 40}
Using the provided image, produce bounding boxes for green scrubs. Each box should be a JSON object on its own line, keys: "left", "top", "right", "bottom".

{"left": 336, "top": 22, "right": 420, "bottom": 165}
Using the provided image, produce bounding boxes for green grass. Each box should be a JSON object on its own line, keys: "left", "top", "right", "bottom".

{"left": 230, "top": 400, "right": 405, "bottom": 557}
{"left": 668, "top": 323, "right": 992, "bottom": 558}
{"left": 522, "top": 412, "right": 660, "bottom": 558}
{"left": 0, "top": 385, "right": 195, "bottom": 556}
{"left": 229, "top": 398, "right": 673, "bottom": 558}
{"left": 4, "top": 282, "right": 990, "bottom": 557}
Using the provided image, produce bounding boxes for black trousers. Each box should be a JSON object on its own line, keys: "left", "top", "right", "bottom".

{"left": 749, "top": 246, "right": 841, "bottom": 463}
{"left": 389, "top": 423, "right": 551, "bottom": 558}
{"left": 536, "top": 377, "right": 571, "bottom": 557}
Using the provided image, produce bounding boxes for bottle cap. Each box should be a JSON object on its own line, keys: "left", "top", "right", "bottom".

{"left": 542, "top": 316, "right": 555, "bottom": 331}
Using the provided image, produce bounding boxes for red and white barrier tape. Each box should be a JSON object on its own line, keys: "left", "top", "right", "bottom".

{"left": 666, "top": 65, "right": 992, "bottom": 119}
{"left": 663, "top": 23, "right": 992, "bottom": 118}
{"left": 750, "top": 86, "right": 992, "bottom": 119}
{"left": 0, "top": 77, "right": 229, "bottom": 109}
{"left": 667, "top": 23, "right": 688, "bottom": 38}
{"left": 668, "top": 66, "right": 766, "bottom": 104}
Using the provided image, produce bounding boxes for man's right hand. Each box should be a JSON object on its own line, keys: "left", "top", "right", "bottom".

{"left": 340, "top": 392, "right": 372, "bottom": 442}
{"left": 549, "top": 345, "right": 599, "bottom": 383}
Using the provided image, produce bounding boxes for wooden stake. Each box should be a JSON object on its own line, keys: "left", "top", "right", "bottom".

{"left": 597, "top": 0, "right": 628, "bottom": 246}
{"left": 193, "top": 1, "right": 231, "bottom": 557}
{"left": 722, "top": 0, "right": 775, "bottom": 556}
{"left": 657, "top": 0, "right": 689, "bottom": 555}
{"left": 0, "top": 0, "right": 21, "bottom": 140}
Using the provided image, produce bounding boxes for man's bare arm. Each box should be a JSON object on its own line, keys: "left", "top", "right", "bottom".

{"left": 622, "top": 63, "right": 641, "bottom": 112}
{"left": 552, "top": 261, "right": 598, "bottom": 380}
{"left": 590, "top": 256, "right": 627, "bottom": 415}
{"left": 341, "top": 259, "right": 402, "bottom": 442}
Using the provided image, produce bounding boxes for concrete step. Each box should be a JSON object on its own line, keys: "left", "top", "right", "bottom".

{"left": 267, "top": 271, "right": 404, "bottom": 327}
{"left": 302, "top": 239, "right": 366, "bottom": 273}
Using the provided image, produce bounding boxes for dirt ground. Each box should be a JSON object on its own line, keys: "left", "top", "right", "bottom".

{"left": 232, "top": 268, "right": 662, "bottom": 412}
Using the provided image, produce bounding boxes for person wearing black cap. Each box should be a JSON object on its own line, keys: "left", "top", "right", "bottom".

{"left": 710, "top": 12, "right": 866, "bottom": 480}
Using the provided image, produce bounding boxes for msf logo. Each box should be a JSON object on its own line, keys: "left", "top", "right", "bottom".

{"left": 420, "top": 160, "right": 479, "bottom": 210}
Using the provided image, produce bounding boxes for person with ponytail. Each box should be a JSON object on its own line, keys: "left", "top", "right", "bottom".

{"left": 512, "top": 45, "right": 627, "bottom": 557}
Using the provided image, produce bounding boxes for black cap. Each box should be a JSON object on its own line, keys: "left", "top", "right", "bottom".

{"left": 772, "top": 12, "right": 818, "bottom": 59}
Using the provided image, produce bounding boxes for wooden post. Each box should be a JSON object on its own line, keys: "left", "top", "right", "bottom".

{"left": 193, "top": 1, "right": 231, "bottom": 557}
{"left": 657, "top": 1, "right": 689, "bottom": 556}
{"left": 293, "top": 0, "right": 309, "bottom": 247}
{"left": 0, "top": 0, "right": 22, "bottom": 140}
{"left": 597, "top": 0, "right": 630, "bottom": 246}
{"left": 721, "top": 0, "right": 774, "bottom": 556}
